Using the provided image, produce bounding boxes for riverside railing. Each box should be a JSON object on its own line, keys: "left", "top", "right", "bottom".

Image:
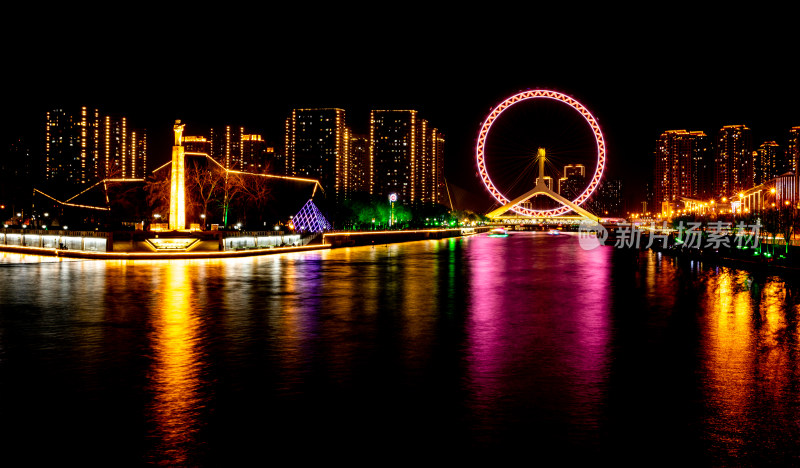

{"left": 0, "top": 228, "right": 110, "bottom": 252}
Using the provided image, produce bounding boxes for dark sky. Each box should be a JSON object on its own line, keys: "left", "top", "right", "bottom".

{"left": 4, "top": 8, "right": 798, "bottom": 213}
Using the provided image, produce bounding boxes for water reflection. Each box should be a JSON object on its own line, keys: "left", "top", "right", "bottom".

{"left": 700, "top": 267, "right": 800, "bottom": 463}
{"left": 146, "top": 261, "right": 206, "bottom": 465}
{"left": 465, "top": 232, "right": 612, "bottom": 450}
{"left": 2, "top": 237, "right": 800, "bottom": 463}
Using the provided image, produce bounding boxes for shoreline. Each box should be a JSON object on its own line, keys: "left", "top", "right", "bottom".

{"left": 0, "top": 227, "right": 490, "bottom": 260}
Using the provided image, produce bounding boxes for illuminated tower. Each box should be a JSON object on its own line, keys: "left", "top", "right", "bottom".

{"left": 370, "top": 110, "right": 417, "bottom": 202}
{"left": 285, "top": 108, "right": 348, "bottom": 201}
{"left": 169, "top": 121, "right": 186, "bottom": 231}
{"left": 654, "top": 130, "right": 711, "bottom": 203}
{"left": 715, "top": 125, "right": 752, "bottom": 198}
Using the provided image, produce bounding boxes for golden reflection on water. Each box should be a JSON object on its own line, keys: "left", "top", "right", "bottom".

{"left": 695, "top": 264, "right": 800, "bottom": 457}
{"left": 147, "top": 260, "right": 204, "bottom": 465}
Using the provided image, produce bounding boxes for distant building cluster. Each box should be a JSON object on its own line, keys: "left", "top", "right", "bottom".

{"left": 653, "top": 125, "right": 800, "bottom": 217}
{"left": 43, "top": 106, "right": 147, "bottom": 190}
{"left": 285, "top": 108, "right": 446, "bottom": 205}
{"left": 182, "top": 127, "right": 279, "bottom": 174}
{"left": 3, "top": 106, "right": 447, "bottom": 214}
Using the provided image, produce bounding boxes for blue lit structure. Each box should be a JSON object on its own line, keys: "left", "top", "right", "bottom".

{"left": 293, "top": 199, "right": 331, "bottom": 233}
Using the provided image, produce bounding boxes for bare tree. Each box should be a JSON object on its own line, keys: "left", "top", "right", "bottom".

{"left": 144, "top": 170, "right": 171, "bottom": 218}
{"left": 218, "top": 169, "right": 244, "bottom": 227}
{"left": 239, "top": 169, "right": 273, "bottom": 227}
{"left": 186, "top": 158, "right": 221, "bottom": 229}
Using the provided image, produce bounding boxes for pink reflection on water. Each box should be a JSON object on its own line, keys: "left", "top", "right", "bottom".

{"left": 465, "top": 232, "right": 613, "bottom": 437}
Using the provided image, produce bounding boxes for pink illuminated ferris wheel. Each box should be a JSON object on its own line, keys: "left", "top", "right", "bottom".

{"left": 477, "top": 89, "right": 606, "bottom": 218}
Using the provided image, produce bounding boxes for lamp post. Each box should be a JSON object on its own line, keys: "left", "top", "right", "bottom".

{"left": 389, "top": 193, "right": 397, "bottom": 228}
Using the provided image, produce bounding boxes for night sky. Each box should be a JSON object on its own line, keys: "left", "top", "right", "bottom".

{"left": 4, "top": 8, "right": 798, "bottom": 213}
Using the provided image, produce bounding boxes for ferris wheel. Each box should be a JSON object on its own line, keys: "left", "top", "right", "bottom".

{"left": 476, "top": 89, "right": 606, "bottom": 219}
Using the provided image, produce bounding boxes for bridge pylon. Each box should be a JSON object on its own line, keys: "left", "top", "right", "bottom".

{"left": 485, "top": 148, "right": 600, "bottom": 223}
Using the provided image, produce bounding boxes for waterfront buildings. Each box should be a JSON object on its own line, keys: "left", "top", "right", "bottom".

{"left": 558, "top": 164, "right": 586, "bottom": 198}
{"left": 283, "top": 108, "right": 446, "bottom": 206}
{"left": 714, "top": 125, "right": 753, "bottom": 199}
{"left": 753, "top": 141, "right": 781, "bottom": 185}
{"left": 788, "top": 127, "right": 800, "bottom": 174}
{"left": 183, "top": 127, "right": 280, "bottom": 174}
{"left": 43, "top": 107, "right": 147, "bottom": 193}
{"left": 368, "top": 109, "right": 445, "bottom": 205}
{"left": 653, "top": 125, "right": 800, "bottom": 218}
{"left": 285, "top": 108, "right": 348, "bottom": 201}
{"left": 653, "top": 130, "right": 711, "bottom": 205}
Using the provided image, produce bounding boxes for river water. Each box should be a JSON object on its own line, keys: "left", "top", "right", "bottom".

{"left": 1, "top": 232, "right": 799, "bottom": 466}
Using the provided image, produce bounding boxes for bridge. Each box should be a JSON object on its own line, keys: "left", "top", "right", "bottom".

{"left": 484, "top": 148, "right": 601, "bottom": 225}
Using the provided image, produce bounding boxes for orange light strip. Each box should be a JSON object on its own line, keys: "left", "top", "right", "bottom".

{"left": 33, "top": 189, "right": 111, "bottom": 211}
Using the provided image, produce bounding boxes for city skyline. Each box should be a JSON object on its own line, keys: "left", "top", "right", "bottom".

{"left": 4, "top": 11, "right": 798, "bottom": 214}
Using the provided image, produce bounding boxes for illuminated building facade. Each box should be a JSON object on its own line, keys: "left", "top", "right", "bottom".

{"left": 715, "top": 125, "right": 752, "bottom": 198}
{"left": 210, "top": 126, "right": 240, "bottom": 169}
{"left": 368, "top": 109, "right": 446, "bottom": 205}
{"left": 588, "top": 178, "right": 623, "bottom": 216}
{"left": 129, "top": 129, "right": 147, "bottom": 179}
{"left": 348, "top": 133, "right": 370, "bottom": 193}
{"left": 285, "top": 108, "right": 348, "bottom": 201}
{"left": 413, "top": 120, "right": 446, "bottom": 205}
{"left": 370, "top": 110, "right": 416, "bottom": 202}
{"left": 558, "top": 164, "right": 586, "bottom": 198}
{"left": 44, "top": 107, "right": 101, "bottom": 190}
{"left": 787, "top": 127, "right": 800, "bottom": 174}
{"left": 753, "top": 141, "right": 781, "bottom": 185}
{"left": 433, "top": 131, "right": 446, "bottom": 206}
{"left": 103, "top": 115, "right": 127, "bottom": 178}
{"left": 183, "top": 136, "right": 211, "bottom": 155}
{"left": 44, "top": 107, "right": 146, "bottom": 192}
{"left": 654, "top": 130, "right": 711, "bottom": 204}
{"left": 240, "top": 133, "right": 271, "bottom": 173}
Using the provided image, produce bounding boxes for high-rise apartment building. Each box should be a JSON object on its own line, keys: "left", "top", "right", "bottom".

{"left": 129, "top": 129, "right": 147, "bottom": 179}
{"left": 787, "top": 127, "right": 800, "bottom": 174}
{"left": 413, "top": 119, "right": 446, "bottom": 204}
{"left": 285, "top": 108, "right": 348, "bottom": 201}
{"left": 103, "top": 115, "right": 127, "bottom": 178}
{"left": 753, "top": 141, "right": 781, "bottom": 185}
{"left": 183, "top": 136, "right": 211, "bottom": 156}
{"left": 348, "top": 133, "right": 370, "bottom": 194}
{"left": 654, "top": 130, "right": 711, "bottom": 204}
{"left": 240, "top": 133, "right": 271, "bottom": 173}
{"left": 369, "top": 109, "right": 445, "bottom": 205}
{"left": 558, "top": 164, "right": 585, "bottom": 198}
{"left": 715, "top": 125, "right": 752, "bottom": 198}
{"left": 44, "top": 107, "right": 146, "bottom": 192}
{"left": 210, "top": 126, "right": 240, "bottom": 169}
{"left": 370, "top": 110, "right": 416, "bottom": 202}
{"left": 44, "top": 107, "right": 101, "bottom": 190}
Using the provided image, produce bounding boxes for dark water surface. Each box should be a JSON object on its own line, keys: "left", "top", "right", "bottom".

{"left": 1, "top": 232, "right": 799, "bottom": 466}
